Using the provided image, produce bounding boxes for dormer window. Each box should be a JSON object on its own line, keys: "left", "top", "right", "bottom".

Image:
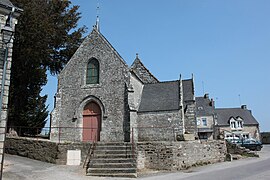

{"left": 86, "top": 58, "right": 99, "bottom": 84}
{"left": 198, "top": 106, "right": 203, "bottom": 110}
{"left": 230, "top": 120, "right": 236, "bottom": 129}
{"left": 230, "top": 117, "right": 243, "bottom": 129}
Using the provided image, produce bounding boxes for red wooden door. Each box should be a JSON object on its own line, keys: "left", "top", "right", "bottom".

{"left": 83, "top": 102, "right": 101, "bottom": 142}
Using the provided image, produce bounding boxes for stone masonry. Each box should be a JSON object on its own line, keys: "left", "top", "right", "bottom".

{"left": 5, "top": 137, "right": 227, "bottom": 174}
{"left": 51, "top": 26, "right": 197, "bottom": 143}
{"left": 137, "top": 140, "right": 227, "bottom": 171}
{"left": 51, "top": 28, "right": 130, "bottom": 142}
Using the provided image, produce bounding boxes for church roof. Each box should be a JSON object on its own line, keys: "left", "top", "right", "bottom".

{"left": 182, "top": 79, "right": 194, "bottom": 102}
{"left": 60, "top": 27, "right": 128, "bottom": 75}
{"left": 92, "top": 28, "right": 128, "bottom": 67}
{"left": 195, "top": 96, "right": 214, "bottom": 116}
{"left": 130, "top": 56, "right": 159, "bottom": 84}
{"left": 215, "top": 108, "right": 259, "bottom": 126}
{"left": 138, "top": 81, "right": 179, "bottom": 112}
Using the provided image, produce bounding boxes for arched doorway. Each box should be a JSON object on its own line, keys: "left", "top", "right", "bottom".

{"left": 83, "top": 102, "right": 101, "bottom": 142}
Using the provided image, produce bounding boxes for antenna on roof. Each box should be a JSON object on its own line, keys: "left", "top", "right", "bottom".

{"left": 95, "top": 1, "right": 100, "bottom": 31}
{"left": 238, "top": 94, "right": 242, "bottom": 106}
{"left": 202, "top": 81, "right": 205, "bottom": 95}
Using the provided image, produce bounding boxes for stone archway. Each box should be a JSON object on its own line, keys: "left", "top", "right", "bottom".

{"left": 82, "top": 101, "right": 101, "bottom": 142}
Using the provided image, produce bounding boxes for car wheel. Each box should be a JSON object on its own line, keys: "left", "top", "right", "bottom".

{"left": 256, "top": 146, "right": 261, "bottom": 151}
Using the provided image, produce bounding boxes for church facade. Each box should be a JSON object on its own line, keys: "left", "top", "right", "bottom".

{"left": 50, "top": 27, "right": 197, "bottom": 142}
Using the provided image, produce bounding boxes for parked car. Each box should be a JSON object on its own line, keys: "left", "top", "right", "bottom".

{"left": 240, "top": 139, "right": 263, "bottom": 151}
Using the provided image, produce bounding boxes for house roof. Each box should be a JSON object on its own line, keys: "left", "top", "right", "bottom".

{"left": 182, "top": 79, "right": 194, "bottom": 102}
{"left": 215, "top": 108, "right": 259, "bottom": 126}
{"left": 138, "top": 81, "right": 180, "bottom": 112}
{"left": 195, "top": 96, "right": 214, "bottom": 116}
{"left": 130, "top": 56, "right": 159, "bottom": 84}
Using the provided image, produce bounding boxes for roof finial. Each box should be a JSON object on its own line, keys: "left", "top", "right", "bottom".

{"left": 136, "top": 53, "right": 139, "bottom": 59}
{"left": 95, "top": 1, "right": 100, "bottom": 31}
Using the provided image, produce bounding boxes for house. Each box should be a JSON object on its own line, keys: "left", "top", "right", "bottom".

{"left": 50, "top": 26, "right": 197, "bottom": 143}
{"left": 260, "top": 132, "right": 270, "bottom": 144}
{"left": 195, "top": 93, "right": 215, "bottom": 140}
{"left": 214, "top": 105, "right": 260, "bottom": 141}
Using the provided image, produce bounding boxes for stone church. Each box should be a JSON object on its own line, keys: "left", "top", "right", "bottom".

{"left": 50, "top": 26, "right": 197, "bottom": 142}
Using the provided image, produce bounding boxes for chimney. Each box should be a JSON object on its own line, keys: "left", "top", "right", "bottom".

{"left": 204, "top": 93, "right": 209, "bottom": 99}
{"left": 241, "top": 105, "right": 247, "bottom": 109}
{"left": 210, "top": 98, "right": 215, "bottom": 107}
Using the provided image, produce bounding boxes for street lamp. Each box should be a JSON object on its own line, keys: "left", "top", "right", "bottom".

{"left": 1, "top": 13, "right": 14, "bottom": 44}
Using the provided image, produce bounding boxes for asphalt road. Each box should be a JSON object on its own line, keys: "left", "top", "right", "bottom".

{"left": 3, "top": 145, "right": 270, "bottom": 180}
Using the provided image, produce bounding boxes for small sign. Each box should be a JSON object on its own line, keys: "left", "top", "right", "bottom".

{"left": 66, "top": 150, "right": 81, "bottom": 165}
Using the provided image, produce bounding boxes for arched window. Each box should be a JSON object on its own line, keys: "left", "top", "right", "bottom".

{"left": 86, "top": 59, "right": 99, "bottom": 84}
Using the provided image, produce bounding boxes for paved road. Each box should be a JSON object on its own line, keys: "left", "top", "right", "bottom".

{"left": 3, "top": 145, "right": 270, "bottom": 180}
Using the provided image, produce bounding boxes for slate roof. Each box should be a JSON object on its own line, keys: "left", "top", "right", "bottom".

{"left": 130, "top": 57, "right": 159, "bottom": 84}
{"left": 138, "top": 81, "right": 180, "bottom": 112}
{"left": 182, "top": 79, "right": 194, "bottom": 102}
{"left": 215, "top": 108, "right": 259, "bottom": 126}
{"left": 195, "top": 96, "right": 214, "bottom": 116}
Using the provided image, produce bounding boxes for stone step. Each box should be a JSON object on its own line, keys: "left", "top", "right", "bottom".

{"left": 86, "top": 142, "right": 137, "bottom": 178}
{"left": 94, "top": 150, "right": 132, "bottom": 154}
{"left": 90, "top": 158, "right": 136, "bottom": 164}
{"left": 96, "top": 142, "right": 132, "bottom": 146}
{"left": 87, "top": 173, "right": 137, "bottom": 178}
{"left": 94, "top": 153, "right": 134, "bottom": 159}
{"left": 87, "top": 167, "right": 136, "bottom": 174}
{"left": 90, "top": 162, "right": 136, "bottom": 168}
{"left": 95, "top": 145, "right": 132, "bottom": 150}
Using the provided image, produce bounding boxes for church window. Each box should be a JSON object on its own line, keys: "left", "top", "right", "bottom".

{"left": 86, "top": 59, "right": 99, "bottom": 84}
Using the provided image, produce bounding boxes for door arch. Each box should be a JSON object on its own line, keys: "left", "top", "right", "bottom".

{"left": 83, "top": 102, "right": 101, "bottom": 142}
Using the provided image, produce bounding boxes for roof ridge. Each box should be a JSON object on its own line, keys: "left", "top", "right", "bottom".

{"left": 143, "top": 80, "right": 179, "bottom": 86}
{"left": 130, "top": 56, "right": 159, "bottom": 82}
{"left": 94, "top": 28, "right": 128, "bottom": 68}
{"left": 156, "top": 80, "right": 179, "bottom": 83}
{"left": 216, "top": 107, "right": 247, "bottom": 110}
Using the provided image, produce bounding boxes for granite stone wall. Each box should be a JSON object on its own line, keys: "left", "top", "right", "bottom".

{"left": 5, "top": 137, "right": 58, "bottom": 163}
{"left": 5, "top": 137, "right": 227, "bottom": 170}
{"left": 5, "top": 137, "right": 93, "bottom": 165}
{"left": 184, "top": 102, "right": 197, "bottom": 136}
{"left": 137, "top": 140, "right": 226, "bottom": 170}
{"left": 137, "top": 111, "right": 183, "bottom": 141}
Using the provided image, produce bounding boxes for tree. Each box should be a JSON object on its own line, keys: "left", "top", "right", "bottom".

{"left": 8, "top": 0, "right": 86, "bottom": 135}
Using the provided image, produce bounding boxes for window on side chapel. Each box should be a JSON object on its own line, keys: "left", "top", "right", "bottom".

{"left": 86, "top": 58, "right": 99, "bottom": 84}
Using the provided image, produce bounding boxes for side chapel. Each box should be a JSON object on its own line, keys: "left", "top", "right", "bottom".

{"left": 50, "top": 26, "right": 197, "bottom": 142}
